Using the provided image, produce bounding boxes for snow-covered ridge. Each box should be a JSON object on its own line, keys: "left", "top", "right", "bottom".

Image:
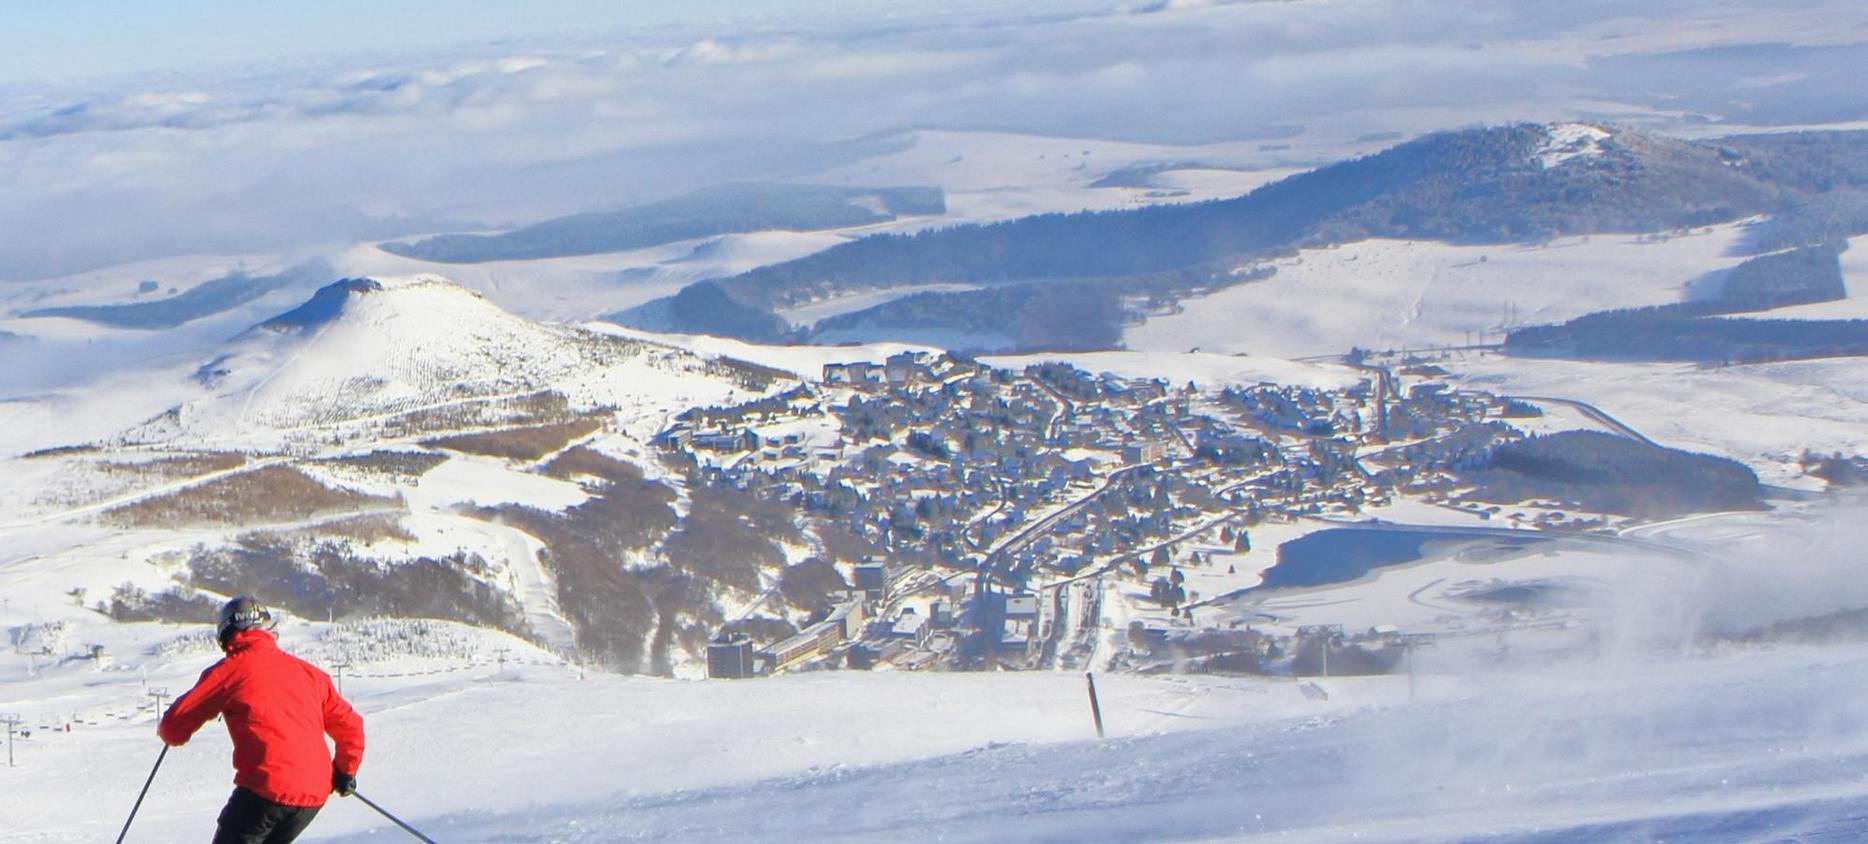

{"left": 1536, "top": 122, "right": 1612, "bottom": 169}
{"left": 256, "top": 274, "right": 466, "bottom": 330}
{"left": 102, "top": 273, "right": 774, "bottom": 450}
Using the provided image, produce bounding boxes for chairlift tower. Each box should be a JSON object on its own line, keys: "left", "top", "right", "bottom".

{"left": 1297, "top": 624, "right": 1344, "bottom": 677}
{"left": 1398, "top": 633, "right": 1437, "bottom": 700}
{"left": 1, "top": 713, "right": 22, "bottom": 767}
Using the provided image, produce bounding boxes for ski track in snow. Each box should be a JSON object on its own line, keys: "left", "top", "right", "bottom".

{"left": 308, "top": 648, "right": 1868, "bottom": 844}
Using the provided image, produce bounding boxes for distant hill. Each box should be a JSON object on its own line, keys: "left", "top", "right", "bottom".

{"left": 608, "top": 280, "right": 793, "bottom": 344}
{"left": 1741, "top": 191, "right": 1868, "bottom": 254}
{"left": 1466, "top": 430, "right": 1763, "bottom": 518}
{"left": 1709, "top": 130, "right": 1868, "bottom": 195}
{"left": 811, "top": 280, "right": 1126, "bottom": 352}
{"left": 14, "top": 272, "right": 812, "bottom": 675}
{"left": 18, "top": 263, "right": 330, "bottom": 329}
{"left": 707, "top": 124, "right": 1804, "bottom": 311}
{"left": 617, "top": 123, "right": 1866, "bottom": 350}
{"left": 379, "top": 184, "right": 945, "bottom": 263}
{"left": 1505, "top": 242, "right": 1861, "bottom": 364}
{"left": 1718, "top": 242, "right": 1848, "bottom": 311}
{"left": 1505, "top": 312, "right": 1868, "bottom": 366}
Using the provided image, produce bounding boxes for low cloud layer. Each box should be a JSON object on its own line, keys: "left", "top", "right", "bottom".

{"left": 1, "top": 0, "right": 1865, "bottom": 281}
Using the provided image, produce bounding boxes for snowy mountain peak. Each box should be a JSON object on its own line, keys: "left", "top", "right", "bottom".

{"left": 106, "top": 272, "right": 778, "bottom": 448}
{"left": 257, "top": 274, "right": 480, "bottom": 332}
{"left": 1536, "top": 122, "right": 1613, "bottom": 169}
{"left": 260, "top": 277, "right": 383, "bottom": 330}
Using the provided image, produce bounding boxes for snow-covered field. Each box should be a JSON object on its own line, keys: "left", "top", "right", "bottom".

{"left": 330, "top": 231, "right": 859, "bottom": 325}
{"left": 1112, "top": 226, "right": 1868, "bottom": 486}
{"left": 342, "top": 645, "right": 1868, "bottom": 843}
{"left": 0, "top": 128, "right": 1329, "bottom": 335}
{"left": 8, "top": 2, "right": 1868, "bottom": 838}
{"left": 800, "top": 129, "right": 1314, "bottom": 226}
{"left": 3, "top": 274, "right": 1868, "bottom": 840}
{"left": 0, "top": 253, "right": 294, "bottom": 318}
{"left": 1450, "top": 353, "right": 1868, "bottom": 487}
{"left": 778, "top": 283, "right": 985, "bottom": 329}
{"left": 7, "top": 567, "right": 1868, "bottom": 842}
{"left": 1714, "top": 232, "right": 1868, "bottom": 320}
{"left": 1125, "top": 225, "right": 1755, "bottom": 359}
{"left": 319, "top": 128, "right": 1331, "bottom": 327}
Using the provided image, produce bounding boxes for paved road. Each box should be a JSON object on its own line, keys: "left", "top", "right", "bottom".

{"left": 962, "top": 476, "right": 1011, "bottom": 551}
{"left": 983, "top": 463, "right": 1151, "bottom": 574}
{"left": 1508, "top": 394, "right": 1658, "bottom": 446}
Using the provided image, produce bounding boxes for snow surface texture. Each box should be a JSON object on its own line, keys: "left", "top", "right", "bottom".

{"left": 1534, "top": 123, "right": 1612, "bottom": 169}
{"left": 0, "top": 275, "right": 791, "bottom": 669}
{"left": 326, "top": 648, "right": 1868, "bottom": 844}
{"left": 1116, "top": 223, "right": 1868, "bottom": 486}
{"left": 8, "top": 509, "right": 1868, "bottom": 842}
{"left": 0, "top": 275, "right": 759, "bottom": 458}
{"left": 1125, "top": 224, "right": 1754, "bottom": 359}
{"left": 310, "top": 130, "right": 1314, "bottom": 327}
{"left": 1451, "top": 354, "right": 1868, "bottom": 487}
{"left": 0, "top": 128, "right": 1316, "bottom": 335}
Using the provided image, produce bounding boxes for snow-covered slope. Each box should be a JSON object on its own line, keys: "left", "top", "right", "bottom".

{"left": 338, "top": 645, "right": 1868, "bottom": 843}
{"left": 1450, "top": 353, "right": 1868, "bottom": 487}
{"left": 5, "top": 583, "right": 1867, "bottom": 842}
{"left": 106, "top": 274, "right": 759, "bottom": 450}
{"left": 0, "top": 273, "right": 798, "bottom": 675}
{"left": 330, "top": 230, "right": 862, "bottom": 324}
{"left": 1126, "top": 224, "right": 1754, "bottom": 359}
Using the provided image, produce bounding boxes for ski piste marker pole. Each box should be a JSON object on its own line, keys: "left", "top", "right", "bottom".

{"left": 352, "top": 790, "right": 440, "bottom": 843}
{"left": 115, "top": 744, "right": 169, "bottom": 844}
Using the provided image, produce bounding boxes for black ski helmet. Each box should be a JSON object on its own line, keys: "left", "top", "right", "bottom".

{"left": 216, "top": 595, "right": 275, "bottom": 645}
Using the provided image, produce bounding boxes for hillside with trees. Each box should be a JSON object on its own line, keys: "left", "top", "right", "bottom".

{"left": 616, "top": 124, "right": 1868, "bottom": 348}
{"left": 709, "top": 125, "right": 1800, "bottom": 312}
{"left": 1505, "top": 243, "right": 1859, "bottom": 363}
{"left": 1464, "top": 431, "right": 1764, "bottom": 517}
{"left": 19, "top": 263, "right": 330, "bottom": 329}
{"left": 1506, "top": 312, "right": 1868, "bottom": 365}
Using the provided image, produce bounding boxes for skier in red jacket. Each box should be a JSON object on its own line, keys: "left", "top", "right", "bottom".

{"left": 159, "top": 596, "right": 365, "bottom": 843}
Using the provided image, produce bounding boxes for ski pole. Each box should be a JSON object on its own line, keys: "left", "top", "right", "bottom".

{"left": 115, "top": 744, "right": 169, "bottom": 844}
{"left": 352, "top": 790, "right": 439, "bottom": 843}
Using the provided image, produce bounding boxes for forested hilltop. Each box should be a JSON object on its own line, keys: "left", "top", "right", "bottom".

{"left": 612, "top": 124, "right": 1868, "bottom": 352}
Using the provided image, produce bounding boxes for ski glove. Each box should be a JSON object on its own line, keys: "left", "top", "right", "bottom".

{"left": 333, "top": 768, "right": 357, "bottom": 797}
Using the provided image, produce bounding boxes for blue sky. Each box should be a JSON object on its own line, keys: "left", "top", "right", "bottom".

{"left": 0, "top": 0, "right": 920, "bottom": 83}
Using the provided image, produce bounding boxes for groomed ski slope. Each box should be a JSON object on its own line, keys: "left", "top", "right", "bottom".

{"left": 347, "top": 648, "right": 1868, "bottom": 844}
{"left": 8, "top": 640, "right": 1868, "bottom": 842}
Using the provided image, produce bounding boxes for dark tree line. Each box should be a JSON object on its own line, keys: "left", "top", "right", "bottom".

{"left": 1467, "top": 431, "right": 1763, "bottom": 517}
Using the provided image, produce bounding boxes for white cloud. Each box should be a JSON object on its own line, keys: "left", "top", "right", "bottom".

{"left": 0, "top": 0, "right": 1862, "bottom": 281}
{"left": 664, "top": 38, "right": 806, "bottom": 66}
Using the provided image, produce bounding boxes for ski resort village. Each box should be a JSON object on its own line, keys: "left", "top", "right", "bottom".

{"left": 3, "top": 277, "right": 1694, "bottom": 689}
{"left": 679, "top": 348, "right": 1600, "bottom": 678}
{"left": 10, "top": 1, "right": 1868, "bottom": 839}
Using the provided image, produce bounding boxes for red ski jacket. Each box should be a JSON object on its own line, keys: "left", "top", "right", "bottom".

{"left": 158, "top": 629, "right": 365, "bottom": 807}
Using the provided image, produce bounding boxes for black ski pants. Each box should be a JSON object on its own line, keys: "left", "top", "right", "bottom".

{"left": 212, "top": 787, "right": 322, "bottom": 844}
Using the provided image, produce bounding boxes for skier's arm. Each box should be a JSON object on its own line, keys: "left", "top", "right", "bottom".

{"left": 157, "top": 664, "right": 229, "bottom": 746}
{"left": 322, "top": 675, "right": 365, "bottom": 776}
